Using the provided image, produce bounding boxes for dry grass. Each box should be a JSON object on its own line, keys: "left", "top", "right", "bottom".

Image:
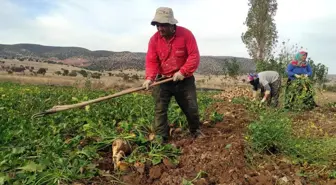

{"left": 1, "top": 72, "right": 336, "bottom": 107}
{"left": 2, "top": 59, "right": 85, "bottom": 75}
{"left": 0, "top": 58, "right": 249, "bottom": 90}
{"left": 0, "top": 74, "right": 142, "bottom": 91}
{"left": 2, "top": 59, "right": 335, "bottom": 105}
{"left": 0, "top": 59, "right": 248, "bottom": 88}
{"left": 0, "top": 73, "right": 248, "bottom": 91}
{"left": 315, "top": 91, "right": 336, "bottom": 105}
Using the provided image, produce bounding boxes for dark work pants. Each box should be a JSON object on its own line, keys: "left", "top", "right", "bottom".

{"left": 152, "top": 75, "right": 201, "bottom": 139}
{"left": 260, "top": 77, "right": 281, "bottom": 107}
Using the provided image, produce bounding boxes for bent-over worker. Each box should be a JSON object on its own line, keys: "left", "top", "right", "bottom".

{"left": 142, "top": 7, "right": 203, "bottom": 143}
{"left": 247, "top": 71, "right": 281, "bottom": 107}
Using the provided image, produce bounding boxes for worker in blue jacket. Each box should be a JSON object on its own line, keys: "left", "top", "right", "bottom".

{"left": 286, "top": 50, "right": 312, "bottom": 82}
{"left": 285, "top": 50, "right": 317, "bottom": 107}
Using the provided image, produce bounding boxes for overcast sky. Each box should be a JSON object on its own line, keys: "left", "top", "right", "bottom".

{"left": 1, "top": 0, "right": 335, "bottom": 73}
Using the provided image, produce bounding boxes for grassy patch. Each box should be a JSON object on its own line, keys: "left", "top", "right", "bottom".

{"left": 0, "top": 82, "right": 215, "bottom": 184}
{"left": 233, "top": 97, "right": 336, "bottom": 169}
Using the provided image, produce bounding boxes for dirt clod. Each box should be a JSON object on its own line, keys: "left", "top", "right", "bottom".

{"left": 194, "top": 178, "right": 208, "bottom": 185}
{"left": 149, "top": 165, "right": 162, "bottom": 179}
{"left": 134, "top": 162, "right": 145, "bottom": 174}
{"left": 162, "top": 158, "right": 177, "bottom": 169}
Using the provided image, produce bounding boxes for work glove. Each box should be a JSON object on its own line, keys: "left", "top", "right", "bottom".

{"left": 173, "top": 71, "right": 185, "bottom": 82}
{"left": 259, "top": 90, "right": 269, "bottom": 106}
{"left": 142, "top": 79, "right": 153, "bottom": 90}
{"left": 259, "top": 97, "right": 267, "bottom": 107}
{"left": 303, "top": 74, "right": 308, "bottom": 78}
{"left": 294, "top": 74, "right": 301, "bottom": 78}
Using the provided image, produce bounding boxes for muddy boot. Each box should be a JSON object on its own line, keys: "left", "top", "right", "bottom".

{"left": 190, "top": 129, "right": 205, "bottom": 139}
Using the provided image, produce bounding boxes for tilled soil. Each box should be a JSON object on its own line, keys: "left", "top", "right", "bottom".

{"left": 78, "top": 102, "right": 334, "bottom": 185}
{"left": 115, "top": 102, "right": 254, "bottom": 185}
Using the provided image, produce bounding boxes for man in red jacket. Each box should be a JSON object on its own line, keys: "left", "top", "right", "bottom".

{"left": 142, "top": 7, "right": 203, "bottom": 142}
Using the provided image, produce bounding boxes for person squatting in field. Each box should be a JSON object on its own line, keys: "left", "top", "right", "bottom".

{"left": 142, "top": 7, "right": 203, "bottom": 143}
{"left": 247, "top": 71, "right": 281, "bottom": 107}
{"left": 285, "top": 50, "right": 318, "bottom": 107}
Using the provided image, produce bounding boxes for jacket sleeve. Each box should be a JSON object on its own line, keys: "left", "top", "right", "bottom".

{"left": 179, "top": 30, "right": 200, "bottom": 77}
{"left": 145, "top": 36, "right": 159, "bottom": 80}
{"left": 259, "top": 79, "right": 271, "bottom": 91}
{"left": 286, "top": 63, "right": 296, "bottom": 77}
{"left": 306, "top": 64, "right": 313, "bottom": 76}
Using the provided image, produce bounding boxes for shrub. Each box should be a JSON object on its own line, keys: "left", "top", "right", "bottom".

{"left": 284, "top": 78, "right": 316, "bottom": 111}
{"left": 247, "top": 111, "right": 292, "bottom": 154}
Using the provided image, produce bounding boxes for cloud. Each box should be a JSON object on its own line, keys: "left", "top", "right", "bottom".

{"left": 0, "top": 0, "right": 335, "bottom": 73}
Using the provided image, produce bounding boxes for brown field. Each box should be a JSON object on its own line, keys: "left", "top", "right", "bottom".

{"left": 0, "top": 58, "right": 249, "bottom": 91}
{"left": 1, "top": 58, "right": 335, "bottom": 105}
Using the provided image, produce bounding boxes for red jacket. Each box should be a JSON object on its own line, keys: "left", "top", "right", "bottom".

{"left": 145, "top": 26, "right": 200, "bottom": 80}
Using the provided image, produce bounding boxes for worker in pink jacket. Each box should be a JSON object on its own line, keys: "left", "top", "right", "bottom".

{"left": 142, "top": 7, "right": 203, "bottom": 143}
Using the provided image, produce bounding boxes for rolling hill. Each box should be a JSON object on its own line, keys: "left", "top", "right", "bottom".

{"left": 0, "top": 43, "right": 255, "bottom": 75}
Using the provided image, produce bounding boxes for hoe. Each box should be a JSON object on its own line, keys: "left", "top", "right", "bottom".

{"left": 32, "top": 77, "right": 173, "bottom": 119}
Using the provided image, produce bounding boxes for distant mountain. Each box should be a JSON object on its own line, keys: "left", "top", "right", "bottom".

{"left": 0, "top": 43, "right": 255, "bottom": 74}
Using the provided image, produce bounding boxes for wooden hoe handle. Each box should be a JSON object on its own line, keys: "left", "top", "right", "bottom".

{"left": 32, "top": 77, "right": 174, "bottom": 118}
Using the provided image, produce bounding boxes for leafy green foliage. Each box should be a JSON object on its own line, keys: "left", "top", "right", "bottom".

{"left": 231, "top": 97, "right": 267, "bottom": 113}
{"left": 256, "top": 40, "right": 329, "bottom": 84}
{"left": 308, "top": 59, "right": 329, "bottom": 85}
{"left": 241, "top": 0, "right": 278, "bottom": 61}
{"left": 284, "top": 78, "right": 316, "bottom": 111}
{"left": 288, "top": 138, "right": 336, "bottom": 165}
{"left": 247, "top": 111, "right": 292, "bottom": 154}
{"left": 223, "top": 58, "right": 240, "bottom": 78}
{"left": 125, "top": 142, "right": 181, "bottom": 166}
{"left": 235, "top": 98, "right": 336, "bottom": 168}
{"left": 0, "top": 82, "right": 214, "bottom": 185}
{"left": 209, "top": 111, "right": 224, "bottom": 123}
{"left": 255, "top": 59, "right": 285, "bottom": 75}
{"left": 181, "top": 170, "right": 207, "bottom": 185}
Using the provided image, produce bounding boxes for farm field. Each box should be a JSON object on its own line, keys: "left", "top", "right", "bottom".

{"left": 0, "top": 58, "right": 253, "bottom": 91}
{"left": 1, "top": 81, "right": 336, "bottom": 185}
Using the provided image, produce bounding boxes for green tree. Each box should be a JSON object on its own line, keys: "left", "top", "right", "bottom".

{"left": 241, "top": 0, "right": 278, "bottom": 62}
{"left": 277, "top": 40, "right": 300, "bottom": 65}
{"left": 258, "top": 39, "right": 329, "bottom": 84}
{"left": 307, "top": 58, "right": 328, "bottom": 85}
{"left": 255, "top": 59, "right": 284, "bottom": 75}
{"left": 223, "top": 58, "right": 240, "bottom": 78}
{"left": 315, "top": 63, "right": 328, "bottom": 84}
{"left": 62, "top": 69, "right": 69, "bottom": 76}
{"left": 54, "top": 71, "right": 62, "bottom": 76}
{"left": 255, "top": 40, "right": 298, "bottom": 75}
{"left": 68, "top": 70, "right": 78, "bottom": 77}
{"left": 78, "top": 70, "right": 88, "bottom": 77}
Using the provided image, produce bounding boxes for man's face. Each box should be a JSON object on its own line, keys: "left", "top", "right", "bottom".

{"left": 156, "top": 23, "right": 174, "bottom": 37}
